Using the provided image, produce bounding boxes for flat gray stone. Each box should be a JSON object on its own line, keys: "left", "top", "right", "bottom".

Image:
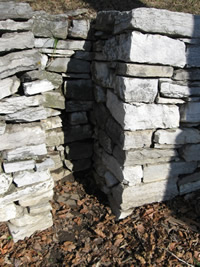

{"left": 98, "top": 129, "right": 113, "bottom": 154}
{"left": 3, "top": 144, "right": 47, "bottom": 161}
{"left": 45, "top": 128, "right": 64, "bottom": 147}
{"left": 0, "top": 173, "right": 13, "bottom": 194}
{"left": 0, "top": 1, "right": 33, "bottom": 20}
{"left": 156, "top": 97, "right": 185, "bottom": 104}
{"left": 173, "top": 69, "right": 200, "bottom": 81}
{"left": 32, "top": 11, "right": 68, "bottom": 39}
{"left": 68, "top": 19, "right": 91, "bottom": 39}
{"left": 92, "top": 61, "right": 114, "bottom": 88}
{"left": 117, "top": 63, "right": 173, "bottom": 78}
{"left": 103, "top": 31, "right": 186, "bottom": 67}
{"left": 23, "top": 80, "right": 54, "bottom": 96}
{"left": 154, "top": 128, "right": 200, "bottom": 145}
{"left": 114, "top": 8, "right": 200, "bottom": 37}
{"left": 48, "top": 151, "right": 63, "bottom": 171}
{"left": 29, "top": 202, "right": 52, "bottom": 215}
{"left": 66, "top": 101, "right": 93, "bottom": 112}
{"left": 35, "top": 158, "right": 55, "bottom": 171}
{"left": 180, "top": 102, "right": 200, "bottom": 123}
{"left": 3, "top": 160, "right": 35, "bottom": 174}
{"left": 0, "top": 203, "right": 23, "bottom": 222}
{"left": 68, "top": 112, "right": 88, "bottom": 125}
{"left": 0, "top": 32, "right": 34, "bottom": 52}
{"left": 13, "top": 170, "right": 51, "bottom": 187}
{"left": 0, "top": 50, "right": 40, "bottom": 79}
{"left": 39, "top": 48, "right": 74, "bottom": 57}
{"left": 180, "top": 144, "right": 200, "bottom": 161}
{"left": 41, "top": 116, "right": 62, "bottom": 130}
{"left": 115, "top": 76, "right": 158, "bottom": 103}
{"left": 94, "top": 85, "right": 106, "bottom": 103}
{"left": 63, "top": 80, "right": 93, "bottom": 100}
{"left": 179, "top": 180, "right": 200, "bottom": 195}
{"left": 0, "top": 19, "right": 33, "bottom": 31}
{"left": 186, "top": 46, "right": 200, "bottom": 67}
{"left": 19, "top": 189, "right": 53, "bottom": 207}
{"left": 107, "top": 90, "right": 180, "bottom": 131}
{"left": 0, "top": 76, "right": 20, "bottom": 100}
{"left": 42, "top": 90, "right": 65, "bottom": 109}
{"left": 47, "top": 58, "right": 90, "bottom": 73}
{"left": 0, "top": 123, "right": 45, "bottom": 151}
{"left": 63, "top": 124, "right": 93, "bottom": 143}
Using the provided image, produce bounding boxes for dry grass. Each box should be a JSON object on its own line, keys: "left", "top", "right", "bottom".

{"left": 17, "top": 0, "right": 200, "bottom": 15}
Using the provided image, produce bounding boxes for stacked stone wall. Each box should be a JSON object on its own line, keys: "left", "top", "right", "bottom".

{"left": 92, "top": 8, "right": 200, "bottom": 219}
{"left": 0, "top": 1, "right": 93, "bottom": 242}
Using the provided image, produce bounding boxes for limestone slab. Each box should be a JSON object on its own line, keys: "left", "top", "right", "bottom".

{"left": 45, "top": 128, "right": 64, "bottom": 147}
{"left": 180, "top": 102, "right": 200, "bottom": 123}
{"left": 3, "top": 144, "right": 47, "bottom": 161}
{"left": 23, "top": 80, "right": 54, "bottom": 95}
{"left": 180, "top": 144, "right": 200, "bottom": 161}
{"left": 154, "top": 128, "right": 200, "bottom": 145}
{"left": 160, "top": 81, "right": 200, "bottom": 98}
{"left": 63, "top": 80, "right": 93, "bottom": 100}
{"left": 13, "top": 170, "right": 51, "bottom": 187}
{"left": 107, "top": 90, "right": 179, "bottom": 131}
{"left": 47, "top": 58, "right": 90, "bottom": 73}
{"left": 173, "top": 69, "right": 200, "bottom": 81}
{"left": 143, "top": 161, "right": 197, "bottom": 182}
{"left": 0, "top": 32, "right": 34, "bottom": 52}
{"left": 0, "top": 76, "right": 20, "bottom": 100}
{"left": 186, "top": 46, "right": 200, "bottom": 67}
{"left": 115, "top": 76, "right": 158, "bottom": 103}
{"left": 41, "top": 116, "right": 62, "bottom": 130}
{"left": 32, "top": 11, "right": 68, "bottom": 39}
{"left": 0, "top": 1, "right": 33, "bottom": 20}
{"left": 35, "top": 158, "right": 55, "bottom": 171}
{"left": 0, "top": 95, "right": 44, "bottom": 114}
{"left": 179, "top": 180, "right": 200, "bottom": 195}
{"left": 156, "top": 97, "right": 185, "bottom": 104}
{"left": 103, "top": 31, "right": 186, "bottom": 67}
{"left": 0, "top": 50, "right": 40, "bottom": 79}
{"left": 92, "top": 61, "right": 114, "bottom": 88}
{"left": 0, "top": 203, "right": 23, "bottom": 222}
{"left": 117, "top": 63, "right": 173, "bottom": 78}
{"left": 114, "top": 8, "right": 200, "bottom": 37}
{"left": 19, "top": 189, "right": 53, "bottom": 207}
{"left": 3, "top": 160, "right": 35, "bottom": 174}
{"left": 0, "top": 173, "right": 13, "bottom": 195}
{"left": 68, "top": 19, "right": 90, "bottom": 39}
{"left": 0, "top": 19, "right": 33, "bottom": 31}
{"left": 0, "top": 123, "right": 45, "bottom": 150}
{"left": 43, "top": 91, "right": 65, "bottom": 109}
{"left": 66, "top": 101, "right": 93, "bottom": 112}
{"left": 29, "top": 202, "right": 52, "bottom": 215}
{"left": 0, "top": 121, "right": 6, "bottom": 135}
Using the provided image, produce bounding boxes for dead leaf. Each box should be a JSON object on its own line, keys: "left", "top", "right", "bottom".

{"left": 62, "top": 241, "right": 76, "bottom": 252}
{"left": 94, "top": 229, "right": 106, "bottom": 239}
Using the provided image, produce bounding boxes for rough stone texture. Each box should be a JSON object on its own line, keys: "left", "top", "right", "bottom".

{"left": 47, "top": 58, "right": 90, "bottom": 73}
{"left": 29, "top": 202, "right": 52, "bottom": 215}
{"left": 0, "top": 123, "right": 45, "bottom": 151}
{"left": 0, "top": 1, "right": 33, "bottom": 20}
{"left": 117, "top": 63, "right": 173, "bottom": 78}
{"left": 0, "top": 76, "right": 20, "bottom": 100}
{"left": 113, "top": 146, "right": 178, "bottom": 166}
{"left": 65, "top": 101, "right": 93, "bottom": 112}
{"left": 0, "top": 50, "right": 40, "bottom": 79}
{"left": 92, "top": 62, "right": 114, "bottom": 88}
{"left": 0, "top": 173, "right": 13, "bottom": 194}
{"left": 107, "top": 90, "right": 180, "bottom": 130}
{"left": 68, "top": 112, "right": 88, "bottom": 125}
{"left": 0, "top": 32, "right": 34, "bottom": 52}
{"left": 43, "top": 91, "right": 65, "bottom": 109}
{"left": 156, "top": 97, "right": 185, "bottom": 104}
{"left": 160, "top": 81, "right": 200, "bottom": 98}
{"left": 0, "top": 203, "right": 23, "bottom": 222}
{"left": 32, "top": 11, "right": 68, "bottom": 39}
{"left": 186, "top": 46, "right": 200, "bottom": 67}
{"left": 35, "top": 158, "right": 55, "bottom": 171}
{"left": 103, "top": 32, "right": 186, "bottom": 67}
{"left": 180, "top": 144, "right": 200, "bottom": 161}
{"left": 13, "top": 170, "right": 51, "bottom": 187}
{"left": 154, "top": 128, "right": 200, "bottom": 145}
{"left": 8, "top": 211, "right": 53, "bottom": 242}
{"left": 65, "top": 141, "right": 93, "bottom": 160}
{"left": 3, "top": 160, "right": 35, "bottom": 174}
{"left": 64, "top": 80, "right": 93, "bottom": 100}
{"left": 0, "top": 121, "right": 6, "bottom": 135}
{"left": 114, "top": 8, "right": 200, "bottom": 37}
{"left": 0, "top": 19, "right": 33, "bottom": 31}
{"left": 180, "top": 102, "right": 200, "bottom": 123}
{"left": 179, "top": 180, "right": 200, "bottom": 195}
{"left": 115, "top": 76, "right": 158, "bottom": 103}
{"left": 68, "top": 19, "right": 91, "bottom": 39}
{"left": 41, "top": 116, "right": 62, "bottom": 130}
{"left": 19, "top": 189, "right": 54, "bottom": 207}
{"left": 143, "top": 162, "right": 197, "bottom": 182}
{"left": 39, "top": 48, "right": 74, "bottom": 57}
{"left": 3, "top": 144, "right": 47, "bottom": 161}
{"left": 23, "top": 80, "right": 55, "bottom": 96}
{"left": 173, "top": 69, "right": 200, "bottom": 81}
{"left": 45, "top": 128, "right": 64, "bottom": 147}
{"left": 94, "top": 85, "right": 106, "bottom": 103}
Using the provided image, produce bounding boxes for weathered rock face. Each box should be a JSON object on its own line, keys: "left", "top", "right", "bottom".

{"left": 0, "top": 1, "right": 33, "bottom": 20}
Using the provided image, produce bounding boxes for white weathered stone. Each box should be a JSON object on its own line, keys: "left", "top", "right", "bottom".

{"left": 123, "top": 130, "right": 153, "bottom": 150}
{"left": 180, "top": 144, "right": 200, "bottom": 161}
{"left": 113, "top": 146, "right": 178, "bottom": 166}
{"left": 36, "top": 158, "right": 55, "bottom": 171}
{"left": 45, "top": 128, "right": 64, "bottom": 147}
{"left": 40, "top": 54, "right": 48, "bottom": 70}
{"left": 39, "top": 48, "right": 74, "bottom": 57}
{"left": 29, "top": 202, "right": 52, "bottom": 215}
{"left": 103, "top": 31, "right": 186, "bottom": 67}
{"left": 0, "top": 121, "right": 6, "bottom": 135}
{"left": 68, "top": 19, "right": 90, "bottom": 39}
{"left": 0, "top": 50, "right": 40, "bottom": 79}
{"left": 154, "top": 128, "right": 200, "bottom": 145}
{"left": 32, "top": 12, "right": 68, "bottom": 39}
{"left": 34, "top": 38, "right": 91, "bottom": 51}
{"left": 0, "top": 1, "right": 33, "bottom": 20}
{"left": 3, "top": 160, "right": 35, "bottom": 174}
{"left": 41, "top": 116, "right": 62, "bottom": 130}
{"left": 3, "top": 144, "right": 47, "bottom": 161}
{"left": 115, "top": 76, "right": 158, "bottom": 103}
{"left": 180, "top": 102, "right": 200, "bottom": 123}
{"left": 0, "top": 19, "right": 33, "bottom": 31}
{"left": 114, "top": 8, "right": 200, "bottom": 37}
{"left": 49, "top": 152, "right": 63, "bottom": 171}
{"left": 19, "top": 189, "right": 54, "bottom": 207}
{"left": 160, "top": 81, "right": 200, "bottom": 98}
{"left": 117, "top": 63, "right": 173, "bottom": 78}
{"left": 107, "top": 90, "right": 180, "bottom": 130}
{"left": 0, "top": 76, "right": 20, "bottom": 100}
{"left": 0, "top": 123, "right": 45, "bottom": 151}
{"left": 45, "top": 108, "right": 61, "bottom": 118}
{"left": 8, "top": 211, "right": 53, "bottom": 242}
{"left": 13, "top": 170, "right": 51, "bottom": 187}
{"left": 102, "top": 151, "right": 143, "bottom": 185}
{"left": 156, "top": 97, "right": 185, "bottom": 104}
{"left": 0, "top": 203, "right": 24, "bottom": 222}
{"left": 42, "top": 91, "right": 65, "bottom": 109}
{"left": 0, "top": 179, "right": 54, "bottom": 206}
{"left": 0, "top": 173, "right": 13, "bottom": 194}
{"left": 23, "top": 80, "right": 54, "bottom": 95}
{"left": 0, "top": 95, "right": 44, "bottom": 114}
{"left": 111, "top": 180, "right": 178, "bottom": 211}
{"left": 0, "top": 32, "right": 34, "bottom": 52}
{"left": 143, "top": 162, "right": 197, "bottom": 182}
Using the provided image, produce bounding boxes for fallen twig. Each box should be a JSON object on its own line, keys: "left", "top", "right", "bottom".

{"left": 163, "top": 248, "right": 195, "bottom": 267}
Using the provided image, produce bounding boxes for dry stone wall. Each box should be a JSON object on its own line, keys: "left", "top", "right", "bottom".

{"left": 92, "top": 8, "right": 200, "bottom": 219}
{"left": 0, "top": 1, "right": 93, "bottom": 242}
